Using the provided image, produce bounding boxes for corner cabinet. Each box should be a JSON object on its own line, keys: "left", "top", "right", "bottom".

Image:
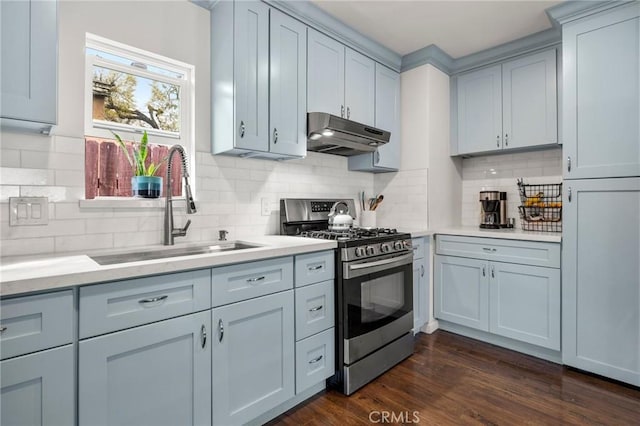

{"left": 562, "top": 3, "right": 640, "bottom": 179}
{"left": 349, "top": 64, "right": 401, "bottom": 172}
{"left": 562, "top": 178, "right": 640, "bottom": 387}
{"left": 0, "top": 0, "right": 57, "bottom": 133}
{"left": 212, "top": 290, "right": 295, "bottom": 425}
{"left": 434, "top": 235, "right": 561, "bottom": 354}
{"left": 211, "top": 1, "right": 307, "bottom": 159}
{"left": 454, "top": 48, "right": 558, "bottom": 156}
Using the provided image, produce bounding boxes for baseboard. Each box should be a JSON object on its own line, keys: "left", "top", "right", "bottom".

{"left": 421, "top": 319, "right": 439, "bottom": 334}
{"left": 246, "top": 381, "right": 326, "bottom": 426}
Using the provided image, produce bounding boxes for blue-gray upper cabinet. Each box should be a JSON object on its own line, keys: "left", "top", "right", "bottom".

{"left": 307, "top": 29, "right": 375, "bottom": 127}
{"left": 349, "top": 64, "right": 401, "bottom": 172}
{"left": 79, "top": 311, "right": 212, "bottom": 426}
{"left": 562, "top": 177, "right": 640, "bottom": 387}
{"left": 455, "top": 49, "right": 558, "bottom": 156}
{"left": 307, "top": 29, "right": 345, "bottom": 118}
{"left": 0, "top": 0, "right": 57, "bottom": 133}
{"left": 211, "top": 1, "right": 306, "bottom": 159}
{"left": 562, "top": 3, "right": 639, "bottom": 179}
{"left": 269, "top": 9, "right": 307, "bottom": 158}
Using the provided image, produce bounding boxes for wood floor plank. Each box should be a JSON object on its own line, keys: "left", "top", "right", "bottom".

{"left": 268, "top": 331, "right": 640, "bottom": 425}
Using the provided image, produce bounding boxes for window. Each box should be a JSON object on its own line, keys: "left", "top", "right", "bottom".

{"left": 84, "top": 34, "right": 195, "bottom": 200}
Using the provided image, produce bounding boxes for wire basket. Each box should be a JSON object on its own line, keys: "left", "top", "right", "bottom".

{"left": 517, "top": 179, "right": 562, "bottom": 232}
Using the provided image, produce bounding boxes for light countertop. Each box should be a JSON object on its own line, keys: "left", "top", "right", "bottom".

{"left": 0, "top": 236, "right": 336, "bottom": 297}
{"left": 436, "top": 226, "right": 561, "bottom": 243}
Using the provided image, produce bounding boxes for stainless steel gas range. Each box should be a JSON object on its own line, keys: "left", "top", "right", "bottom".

{"left": 281, "top": 198, "right": 414, "bottom": 395}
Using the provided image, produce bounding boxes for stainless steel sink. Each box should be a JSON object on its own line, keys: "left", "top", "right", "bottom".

{"left": 90, "top": 242, "right": 261, "bottom": 265}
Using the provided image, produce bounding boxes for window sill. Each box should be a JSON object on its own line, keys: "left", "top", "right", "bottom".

{"left": 80, "top": 197, "right": 165, "bottom": 209}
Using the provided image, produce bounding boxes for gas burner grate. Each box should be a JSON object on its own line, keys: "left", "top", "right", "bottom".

{"left": 299, "top": 227, "right": 399, "bottom": 241}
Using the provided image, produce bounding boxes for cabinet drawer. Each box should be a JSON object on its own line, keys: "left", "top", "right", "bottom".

{"left": 295, "top": 328, "right": 335, "bottom": 395}
{"left": 80, "top": 270, "right": 211, "bottom": 338}
{"left": 412, "top": 238, "right": 426, "bottom": 260}
{"left": 295, "top": 280, "right": 334, "bottom": 341}
{"left": 212, "top": 257, "right": 293, "bottom": 307}
{"left": 295, "top": 251, "right": 334, "bottom": 287}
{"left": 0, "top": 291, "right": 73, "bottom": 360}
{"left": 436, "top": 235, "right": 560, "bottom": 268}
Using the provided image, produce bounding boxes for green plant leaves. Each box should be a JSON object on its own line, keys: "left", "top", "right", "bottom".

{"left": 111, "top": 130, "right": 164, "bottom": 177}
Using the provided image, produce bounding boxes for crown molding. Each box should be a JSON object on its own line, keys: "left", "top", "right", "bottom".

{"left": 546, "top": 0, "right": 633, "bottom": 26}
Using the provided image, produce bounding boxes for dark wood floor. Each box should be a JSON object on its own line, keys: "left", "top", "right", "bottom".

{"left": 270, "top": 331, "right": 640, "bottom": 425}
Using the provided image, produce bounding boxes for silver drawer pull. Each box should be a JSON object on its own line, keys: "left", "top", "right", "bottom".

{"left": 309, "top": 355, "right": 323, "bottom": 364}
{"left": 309, "top": 305, "right": 323, "bottom": 312}
{"left": 308, "top": 265, "right": 323, "bottom": 271}
{"left": 218, "top": 319, "right": 224, "bottom": 342}
{"left": 139, "top": 295, "right": 168, "bottom": 305}
{"left": 246, "top": 276, "right": 265, "bottom": 283}
{"left": 0, "top": 326, "right": 6, "bottom": 333}
{"left": 201, "top": 324, "right": 207, "bottom": 349}
{"left": 482, "top": 247, "right": 497, "bottom": 252}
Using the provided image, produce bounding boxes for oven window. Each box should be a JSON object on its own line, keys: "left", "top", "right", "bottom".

{"left": 360, "top": 271, "right": 405, "bottom": 323}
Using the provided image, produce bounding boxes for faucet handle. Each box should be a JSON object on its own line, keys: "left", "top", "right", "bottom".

{"left": 219, "top": 230, "right": 228, "bottom": 241}
{"left": 172, "top": 219, "right": 191, "bottom": 237}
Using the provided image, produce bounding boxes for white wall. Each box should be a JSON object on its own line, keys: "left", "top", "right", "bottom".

{"left": 0, "top": 1, "right": 374, "bottom": 257}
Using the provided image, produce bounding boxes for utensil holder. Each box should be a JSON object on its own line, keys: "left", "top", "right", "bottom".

{"left": 360, "top": 211, "right": 376, "bottom": 228}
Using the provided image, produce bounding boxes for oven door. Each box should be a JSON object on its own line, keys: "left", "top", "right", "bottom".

{"left": 342, "top": 251, "right": 413, "bottom": 342}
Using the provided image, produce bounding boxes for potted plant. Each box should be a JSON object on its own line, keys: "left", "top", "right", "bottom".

{"left": 113, "top": 131, "right": 164, "bottom": 198}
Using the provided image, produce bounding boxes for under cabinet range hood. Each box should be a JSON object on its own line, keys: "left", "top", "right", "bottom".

{"left": 307, "top": 112, "right": 390, "bottom": 156}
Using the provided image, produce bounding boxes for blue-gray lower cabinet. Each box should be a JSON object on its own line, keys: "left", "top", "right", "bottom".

{"left": 412, "top": 237, "right": 430, "bottom": 333}
{"left": 1, "top": 345, "right": 74, "bottom": 426}
{"left": 212, "top": 290, "right": 295, "bottom": 425}
{"left": 562, "top": 178, "right": 640, "bottom": 386}
{"left": 79, "top": 311, "right": 211, "bottom": 426}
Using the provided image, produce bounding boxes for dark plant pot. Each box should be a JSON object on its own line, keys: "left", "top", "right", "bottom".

{"left": 132, "top": 176, "right": 162, "bottom": 198}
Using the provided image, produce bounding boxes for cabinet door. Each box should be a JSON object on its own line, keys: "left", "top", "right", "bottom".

{"left": 307, "top": 29, "right": 344, "bottom": 117}
{"left": 562, "top": 178, "right": 640, "bottom": 386}
{"left": 212, "top": 290, "right": 295, "bottom": 425}
{"left": 269, "top": 9, "right": 307, "bottom": 157}
{"left": 344, "top": 48, "right": 375, "bottom": 126}
{"left": 348, "top": 64, "right": 400, "bottom": 172}
{"left": 1, "top": 346, "right": 74, "bottom": 426}
{"left": 563, "top": 4, "right": 640, "bottom": 179}
{"left": 502, "top": 49, "right": 557, "bottom": 150}
{"left": 489, "top": 262, "right": 560, "bottom": 350}
{"left": 412, "top": 258, "right": 428, "bottom": 333}
{"left": 79, "top": 311, "right": 211, "bottom": 426}
{"left": 456, "top": 65, "right": 502, "bottom": 155}
{"left": 0, "top": 0, "right": 57, "bottom": 125}
{"left": 434, "top": 255, "right": 489, "bottom": 331}
{"left": 234, "top": 1, "right": 269, "bottom": 152}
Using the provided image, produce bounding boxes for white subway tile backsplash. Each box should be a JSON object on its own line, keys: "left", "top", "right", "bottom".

{"left": 1, "top": 167, "right": 53, "bottom": 185}
{"left": 1, "top": 150, "right": 21, "bottom": 167}
{"left": 20, "top": 186, "right": 69, "bottom": 202}
{"left": 0, "top": 186, "right": 20, "bottom": 202}
{"left": 0, "top": 237, "right": 55, "bottom": 257}
{"left": 55, "top": 234, "right": 113, "bottom": 253}
{"left": 1, "top": 219, "right": 85, "bottom": 240}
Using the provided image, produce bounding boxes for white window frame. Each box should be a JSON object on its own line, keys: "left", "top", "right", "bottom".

{"left": 83, "top": 33, "right": 197, "bottom": 201}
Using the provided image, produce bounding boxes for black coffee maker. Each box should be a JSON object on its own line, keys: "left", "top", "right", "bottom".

{"left": 479, "top": 191, "right": 507, "bottom": 229}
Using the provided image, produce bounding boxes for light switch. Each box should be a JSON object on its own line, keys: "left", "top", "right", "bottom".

{"left": 9, "top": 197, "right": 49, "bottom": 226}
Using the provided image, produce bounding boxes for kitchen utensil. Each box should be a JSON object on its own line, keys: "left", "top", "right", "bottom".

{"left": 328, "top": 201, "right": 354, "bottom": 231}
{"left": 371, "top": 195, "right": 384, "bottom": 211}
{"left": 360, "top": 210, "right": 376, "bottom": 228}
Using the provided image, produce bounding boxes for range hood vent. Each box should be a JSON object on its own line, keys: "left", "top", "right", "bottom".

{"left": 306, "top": 112, "right": 390, "bottom": 156}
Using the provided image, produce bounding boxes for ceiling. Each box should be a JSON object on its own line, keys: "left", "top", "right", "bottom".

{"left": 310, "top": 0, "right": 563, "bottom": 59}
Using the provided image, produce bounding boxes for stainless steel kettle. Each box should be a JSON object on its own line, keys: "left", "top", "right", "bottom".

{"left": 328, "top": 201, "right": 354, "bottom": 232}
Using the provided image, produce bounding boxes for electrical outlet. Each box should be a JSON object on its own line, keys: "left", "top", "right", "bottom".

{"left": 261, "top": 198, "right": 270, "bottom": 216}
{"left": 9, "top": 197, "right": 49, "bottom": 226}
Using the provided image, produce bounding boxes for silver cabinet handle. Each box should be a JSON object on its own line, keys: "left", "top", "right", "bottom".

{"left": 308, "top": 265, "right": 323, "bottom": 271}
{"left": 491, "top": 266, "right": 495, "bottom": 278}
{"left": 309, "top": 355, "right": 323, "bottom": 364}
{"left": 218, "top": 319, "right": 224, "bottom": 342}
{"left": 139, "top": 295, "right": 168, "bottom": 305}
{"left": 567, "top": 156, "right": 571, "bottom": 173}
{"left": 375, "top": 151, "right": 380, "bottom": 164}
{"left": 309, "top": 305, "right": 323, "bottom": 312}
{"left": 568, "top": 187, "right": 572, "bottom": 202}
{"left": 201, "top": 324, "right": 207, "bottom": 349}
{"left": 505, "top": 133, "right": 509, "bottom": 146}
{"left": 341, "top": 105, "right": 345, "bottom": 118}
{"left": 239, "top": 121, "right": 245, "bottom": 138}
{"left": 496, "top": 135, "right": 500, "bottom": 147}
{"left": 246, "top": 276, "right": 265, "bottom": 283}
{"left": 482, "top": 247, "right": 497, "bottom": 252}
{"left": 0, "top": 326, "right": 6, "bottom": 333}
{"left": 421, "top": 265, "right": 425, "bottom": 277}
{"left": 482, "top": 266, "right": 486, "bottom": 277}
{"left": 346, "top": 106, "right": 351, "bottom": 119}
{"left": 273, "top": 128, "right": 278, "bottom": 144}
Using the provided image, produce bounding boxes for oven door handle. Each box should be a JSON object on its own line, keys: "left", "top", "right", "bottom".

{"left": 349, "top": 252, "right": 414, "bottom": 271}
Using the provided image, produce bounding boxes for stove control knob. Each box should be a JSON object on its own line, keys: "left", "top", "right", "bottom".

{"left": 354, "top": 247, "right": 366, "bottom": 258}
{"left": 403, "top": 240, "right": 411, "bottom": 249}
{"left": 393, "top": 241, "right": 403, "bottom": 250}
{"left": 381, "top": 243, "right": 391, "bottom": 253}
{"left": 366, "top": 246, "right": 375, "bottom": 256}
